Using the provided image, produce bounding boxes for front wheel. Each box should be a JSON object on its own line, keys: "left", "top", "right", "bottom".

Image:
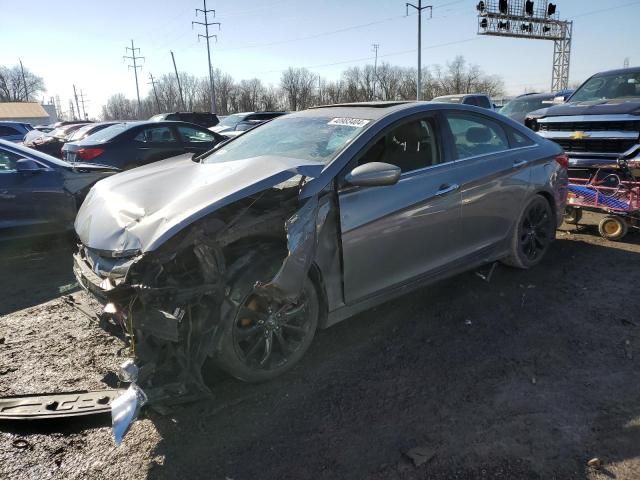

{"left": 215, "top": 253, "right": 319, "bottom": 383}
{"left": 503, "top": 195, "right": 555, "bottom": 269}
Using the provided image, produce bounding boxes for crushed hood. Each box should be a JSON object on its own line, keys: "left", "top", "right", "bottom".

{"left": 529, "top": 98, "right": 640, "bottom": 118}
{"left": 74, "top": 153, "right": 324, "bottom": 253}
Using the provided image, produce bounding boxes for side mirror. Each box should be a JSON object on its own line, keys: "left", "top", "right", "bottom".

{"left": 15, "top": 158, "right": 42, "bottom": 173}
{"left": 345, "top": 162, "right": 401, "bottom": 187}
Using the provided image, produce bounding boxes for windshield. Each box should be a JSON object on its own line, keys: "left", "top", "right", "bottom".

{"left": 500, "top": 96, "right": 553, "bottom": 115}
{"left": 202, "top": 115, "right": 369, "bottom": 165}
{"left": 570, "top": 71, "right": 640, "bottom": 102}
{"left": 85, "top": 123, "right": 131, "bottom": 143}
{"left": 218, "top": 114, "right": 245, "bottom": 128}
{"left": 68, "top": 124, "right": 95, "bottom": 141}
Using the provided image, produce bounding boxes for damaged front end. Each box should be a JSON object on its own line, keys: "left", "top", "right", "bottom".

{"left": 70, "top": 172, "right": 333, "bottom": 443}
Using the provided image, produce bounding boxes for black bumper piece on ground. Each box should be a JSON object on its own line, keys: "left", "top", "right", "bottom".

{"left": 0, "top": 390, "right": 123, "bottom": 420}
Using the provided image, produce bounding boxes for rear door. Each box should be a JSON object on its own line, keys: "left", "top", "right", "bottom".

{"left": 132, "top": 125, "right": 184, "bottom": 166}
{"left": 442, "top": 111, "right": 533, "bottom": 257}
{"left": 175, "top": 125, "right": 220, "bottom": 154}
{"left": 338, "top": 112, "right": 464, "bottom": 303}
{"left": 0, "top": 148, "right": 73, "bottom": 236}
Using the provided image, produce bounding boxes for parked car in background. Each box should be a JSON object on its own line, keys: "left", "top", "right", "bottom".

{"left": 65, "top": 120, "right": 225, "bottom": 168}
{"left": 499, "top": 93, "right": 558, "bottom": 124}
{"left": 73, "top": 101, "right": 568, "bottom": 397}
{"left": 149, "top": 112, "right": 219, "bottom": 128}
{"left": 61, "top": 122, "right": 122, "bottom": 162}
{"left": 0, "top": 121, "right": 33, "bottom": 143}
{"left": 0, "top": 139, "right": 118, "bottom": 239}
{"left": 431, "top": 94, "right": 494, "bottom": 109}
{"left": 32, "top": 125, "right": 55, "bottom": 133}
{"left": 210, "top": 111, "right": 288, "bottom": 136}
{"left": 23, "top": 123, "right": 90, "bottom": 158}
{"left": 525, "top": 66, "right": 640, "bottom": 171}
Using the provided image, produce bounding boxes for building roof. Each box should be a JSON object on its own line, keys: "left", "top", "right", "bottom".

{"left": 0, "top": 102, "right": 50, "bottom": 120}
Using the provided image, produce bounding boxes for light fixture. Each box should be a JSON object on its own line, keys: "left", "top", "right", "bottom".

{"left": 525, "top": 0, "right": 534, "bottom": 15}
{"left": 499, "top": 0, "right": 508, "bottom": 14}
{"left": 543, "top": 25, "right": 552, "bottom": 32}
{"left": 547, "top": 3, "right": 556, "bottom": 15}
{"left": 521, "top": 23, "right": 533, "bottom": 32}
{"left": 476, "top": 1, "right": 486, "bottom": 12}
{"left": 480, "top": 18, "right": 488, "bottom": 28}
{"left": 498, "top": 21, "right": 510, "bottom": 30}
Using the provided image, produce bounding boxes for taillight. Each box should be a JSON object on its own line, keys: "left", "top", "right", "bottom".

{"left": 76, "top": 148, "right": 104, "bottom": 161}
{"left": 555, "top": 153, "right": 569, "bottom": 169}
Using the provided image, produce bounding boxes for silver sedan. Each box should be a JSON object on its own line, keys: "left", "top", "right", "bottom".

{"left": 73, "top": 101, "right": 568, "bottom": 389}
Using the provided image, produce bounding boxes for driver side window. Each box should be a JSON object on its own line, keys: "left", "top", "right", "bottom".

{"left": 445, "top": 113, "right": 508, "bottom": 159}
{"left": 358, "top": 117, "right": 441, "bottom": 173}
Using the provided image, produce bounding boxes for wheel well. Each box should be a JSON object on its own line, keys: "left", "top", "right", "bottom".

{"left": 223, "top": 235, "right": 329, "bottom": 327}
{"left": 535, "top": 190, "right": 556, "bottom": 222}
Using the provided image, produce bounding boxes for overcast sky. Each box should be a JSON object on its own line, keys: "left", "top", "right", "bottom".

{"left": 2, "top": 0, "right": 639, "bottom": 117}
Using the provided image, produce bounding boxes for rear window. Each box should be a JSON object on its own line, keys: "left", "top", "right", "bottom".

{"left": 85, "top": 123, "right": 131, "bottom": 143}
{"left": 433, "top": 96, "right": 462, "bottom": 104}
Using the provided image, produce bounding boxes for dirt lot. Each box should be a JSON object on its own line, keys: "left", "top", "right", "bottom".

{"left": 1, "top": 218, "right": 640, "bottom": 480}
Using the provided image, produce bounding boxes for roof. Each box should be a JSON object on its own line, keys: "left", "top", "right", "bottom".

{"left": 432, "top": 94, "right": 489, "bottom": 99}
{"left": 0, "top": 102, "right": 49, "bottom": 120}
{"left": 592, "top": 66, "right": 640, "bottom": 77}
{"left": 514, "top": 93, "right": 555, "bottom": 99}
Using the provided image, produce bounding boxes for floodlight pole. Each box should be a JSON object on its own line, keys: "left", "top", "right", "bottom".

{"left": 406, "top": 1, "right": 432, "bottom": 101}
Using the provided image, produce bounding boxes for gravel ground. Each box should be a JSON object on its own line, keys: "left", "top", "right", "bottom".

{"left": 1, "top": 219, "right": 640, "bottom": 480}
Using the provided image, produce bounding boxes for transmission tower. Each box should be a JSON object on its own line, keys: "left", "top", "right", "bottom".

{"left": 193, "top": 0, "right": 221, "bottom": 113}
{"left": 124, "top": 40, "right": 145, "bottom": 113}
{"left": 476, "top": 0, "right": 572, "bottom": 91}
{"left": 148, "top": 73, "right": 161, "bottom": 112}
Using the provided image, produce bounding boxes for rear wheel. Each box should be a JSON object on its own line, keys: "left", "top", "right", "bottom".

{"left": 215, "top": 253, "right": 319, "bottom": 383}
{"left": 598, "top": 216, "right": 627, "bottom": 241}
{"left": 503, "top": 195, "right": 555, "bottom": 269}
{"left": 564, "top": 206, "right": 583, "bottom": 225}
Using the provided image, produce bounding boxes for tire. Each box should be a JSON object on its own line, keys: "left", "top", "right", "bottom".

{"left": 215, "top": 253, "right": 319, "bottom": 383}
{"left": 598, "top": 216, "right": 628, "bottom": 241}
{"left": 564, "top": 206, "right": 583, "bottom": 225}
{"left": 503, "top": 195, "right": 555, "bottom": 269}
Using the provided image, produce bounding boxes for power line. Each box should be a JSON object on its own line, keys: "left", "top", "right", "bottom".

{"left": 123, "top": 40, "right": 145, "bottom": 113}
{"left": 193, "top": 0, "right": 221, "bottom": 113}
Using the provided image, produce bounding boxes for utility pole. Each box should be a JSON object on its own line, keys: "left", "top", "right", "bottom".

{"left": 170, "top": 51, "right": 187, "bottom": 111}
{"left": 72, "top": 85, "right": 82, "bottom": 121}
{"left": 55, "top": 95, "right": 63, "bottom": 120}
{"left": 624, "top": 57, "right": 630, "bottom": 68}
{"left": 148, "top": 73, "right": 161, "bottom": 112}
{"left": 69, "top": 100, "right": 76, "bottom": 121}
{"left": 372, "top": 44, "right": 379, "bottom": 100}
{"left": 406, "top": 1, "right": 432, "bottom": 101}
{"left": 79, "top": 89, "right": 89, "bottom": 119}
{"left": 19, "top": 59, "right": 29, "bottom": 101}
{"left": 193, "top": 0, "right": 221, "bottom": 113}
{"left": 123, "top": 40, "right": 144, "bottom": 114}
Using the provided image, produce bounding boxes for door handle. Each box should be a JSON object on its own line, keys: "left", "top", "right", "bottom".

{"left": 436, "top": 184, "right": 459, "bottom": 196}
{"left": 513, "top": 159, "right": 528, "bottom": 168}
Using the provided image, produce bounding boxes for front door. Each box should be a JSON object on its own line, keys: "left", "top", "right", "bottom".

{"left": 133, "top": 125, "right": 184, "bottom": 166}
{"left": 338, "top": 114, "right": 463, "bottom": 304}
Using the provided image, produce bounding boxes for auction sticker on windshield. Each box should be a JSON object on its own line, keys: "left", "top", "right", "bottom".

{"left": 328, "top": 118, "right": 371, "bottom": 128}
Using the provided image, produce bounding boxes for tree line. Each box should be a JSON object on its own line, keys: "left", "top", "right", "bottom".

{"left": 101, "top": 56, "right": 504, "bottom": 120}
{"left": 0, "top": 63, "right": 45, "bottom": 102}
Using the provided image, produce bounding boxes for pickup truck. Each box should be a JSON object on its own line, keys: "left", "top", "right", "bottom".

{"left": 525, "top": 67, "right": 640, "bottom": 173}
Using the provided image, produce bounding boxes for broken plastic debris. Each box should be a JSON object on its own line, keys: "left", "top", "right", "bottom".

{"left": 117, "top": 359, "right": 139, "bottom": 383}
{"left": 587, "top": 457, "right": 602, "bottom": 468}
{"left": 111, "top": 383, "right": 147, "bottom": 445}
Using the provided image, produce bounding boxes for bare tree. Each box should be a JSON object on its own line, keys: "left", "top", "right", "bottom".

{"left": 0, "top": 63, "right": 45, "bottom": 102}
{"left": 101, "top": 93, "right": 139, "bottom": 120}
{"left": 280, "top": 67, "right": 316, "bottom": 111}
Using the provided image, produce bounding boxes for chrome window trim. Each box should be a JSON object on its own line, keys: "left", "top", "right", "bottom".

{"left": 399, "top": 144, "right": 540, "bottom": 178}
{"left": 538, "top": 114, "right": 640, "bottom": 123}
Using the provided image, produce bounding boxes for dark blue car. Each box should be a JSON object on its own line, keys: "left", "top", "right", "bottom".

{"left": 0, "top": 139, "right": 118, "bottom": 239}
{"left": 0, "top": 121, "right": 33, "bottom": 143}
{"left": 63, "top": 120, "right": 225, "bottom": 169}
